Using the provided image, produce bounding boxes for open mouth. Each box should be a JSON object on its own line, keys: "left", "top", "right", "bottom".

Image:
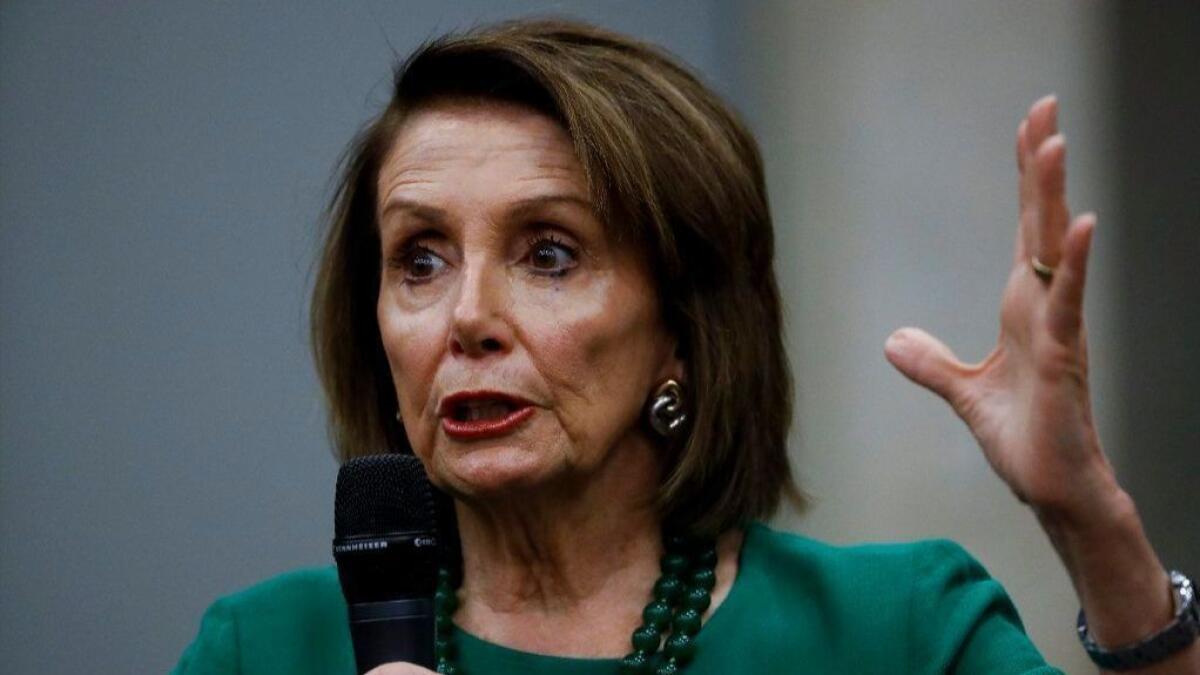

{"left": 439, "top": 391, "right": 536, "bottom": 440}
{"left": 452, "top": 399, "right": 518, "bottom": 422}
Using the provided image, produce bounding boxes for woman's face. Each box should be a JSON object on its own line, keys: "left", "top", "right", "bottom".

{"left": 375, "top": 99, "right": 682, "bottom": 499}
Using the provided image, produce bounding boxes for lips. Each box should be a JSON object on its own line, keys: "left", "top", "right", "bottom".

{"left": 438, "top": 390, "right": 536, "bottom": 440}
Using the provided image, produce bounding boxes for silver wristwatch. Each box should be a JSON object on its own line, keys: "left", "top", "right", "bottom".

{"left": 1077, "top": 570, "right": 1200, "bottom": 670}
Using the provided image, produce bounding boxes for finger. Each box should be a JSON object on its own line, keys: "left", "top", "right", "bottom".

{"left": 1015, "top": 118, "right": 1029, "bottom": 173}
{"left": 1046, "top": 213, "right": 1095, "bottom": 345}
{"left": 1034, "top": 133, "right": 1069, "bottom": 268}
{"left": 884, "top": 327, "right": 970, "bottom": 408}
{"left": 1020, "top": 95, "right": 1058, "bottom": 263}
{"left": 365, "top": 664, "right": 437, "bottom": 674}
{"left": 1026, "top": 94, "right": 1059, "bottom": 156}
{"left": 1013, "top": 119, "right": 1032, "bottom": 265}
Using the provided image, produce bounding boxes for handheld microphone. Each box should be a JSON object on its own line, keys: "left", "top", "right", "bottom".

{"left": 333, "top": 454, "right": 459, "bottom": 674}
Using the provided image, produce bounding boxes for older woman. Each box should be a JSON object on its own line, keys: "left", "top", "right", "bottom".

{"left": 174, "top": 20, "right": 1198, "bottom": 675}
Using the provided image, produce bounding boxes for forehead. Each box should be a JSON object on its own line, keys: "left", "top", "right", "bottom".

{"left": 377, "top": 99, "right": 587, "bottom": 205}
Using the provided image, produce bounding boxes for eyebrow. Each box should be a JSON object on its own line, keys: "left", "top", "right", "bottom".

{"left": 378, "top": 193, "right": 594, "bottom": 225}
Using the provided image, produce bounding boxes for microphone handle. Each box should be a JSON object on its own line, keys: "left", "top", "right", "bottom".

{"left": 347, "top": 597, "right": 435, "bottom": 673}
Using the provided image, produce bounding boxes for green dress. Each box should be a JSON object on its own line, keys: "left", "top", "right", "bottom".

{"left": 172, "top": 522, "right": 1063, "bottom": 674}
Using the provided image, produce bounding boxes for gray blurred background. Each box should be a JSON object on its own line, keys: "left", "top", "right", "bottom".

{"left": 1, "top": 2, "right": 1195, "bottom": 673}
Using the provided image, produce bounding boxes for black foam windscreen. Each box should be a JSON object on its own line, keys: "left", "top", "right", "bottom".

{"left": 333, "top": 454, "right": 459, "bottom": 605}
{"left": 334, "top": 453, "right": 437, "bottom": 540}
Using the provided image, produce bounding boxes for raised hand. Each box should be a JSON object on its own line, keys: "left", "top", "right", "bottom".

{"left": 883, "top": 94, "right": 1115, "bottom": 516}
{"left": 882, "top": 97, "right": 1200, "bottom": 666}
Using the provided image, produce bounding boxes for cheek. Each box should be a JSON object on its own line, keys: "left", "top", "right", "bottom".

{"left": 377, "top": 297, "right": 446, "bottom": 449}
{"left": 518, "top": 275, "right": 666, "bottom": 426}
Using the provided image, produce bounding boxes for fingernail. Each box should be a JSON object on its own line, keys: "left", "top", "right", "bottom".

{"left": 886, "top": 329, "right": 911, "bottom": 350}
{"left": 1037, "top": 133, "right": 1066, "bottom": 156}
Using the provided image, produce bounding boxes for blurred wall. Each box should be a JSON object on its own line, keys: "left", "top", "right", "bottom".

{"left": 736, "top": 3, "right": 1115, "bottom": 672}
{"left": 1110, "top": 2, "right": 1200, "bottom": 578}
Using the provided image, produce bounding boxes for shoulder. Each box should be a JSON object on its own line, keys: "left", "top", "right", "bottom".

{"left": 741, "top": 521, "right": 1013, "bottom": 626}
{"left": 201, "top": 566, "right": 347, "bottom": 635}
{"left": 730, "top": 523, "right": 1058, "bottom": 673}
{"left": 172, "top": 566, "right": 355, "bottom": 675}
{"left": 217, "top": 566, "right": 345, "bottom": 616}
{"left": 742, "top": 520, "right": 973, "bottom": 585}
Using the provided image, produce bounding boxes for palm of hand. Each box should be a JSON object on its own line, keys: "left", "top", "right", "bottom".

{"left": 885, "top": 95, "right": 1112, "bottom": 514}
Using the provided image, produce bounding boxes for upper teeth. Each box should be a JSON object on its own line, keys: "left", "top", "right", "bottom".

{"left": 457, "top": 401, "right": 513, "bottom": 421}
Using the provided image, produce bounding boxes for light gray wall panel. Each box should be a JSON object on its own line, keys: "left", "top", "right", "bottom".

{"left": 741, "top": 3, "right": 1115, "bottom": 671}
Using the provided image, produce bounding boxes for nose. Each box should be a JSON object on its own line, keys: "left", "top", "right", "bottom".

{"left": 448, "top": 257, "right": 513, "bottom": 358}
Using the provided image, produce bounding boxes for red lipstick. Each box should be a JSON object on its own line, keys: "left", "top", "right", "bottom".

{"left": 438, "top": 390, "right": 536, "bottom": 440}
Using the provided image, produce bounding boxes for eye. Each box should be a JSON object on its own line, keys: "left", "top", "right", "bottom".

{"left": 391, "top": 244, "right": 447, "bottom": 284}
{"left": 523, "top": 234, "right": 579, "bottom": 278}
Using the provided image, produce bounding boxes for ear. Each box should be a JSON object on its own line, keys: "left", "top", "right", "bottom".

{"left": 658, "top": 334, "right": 687, "bottom": 384}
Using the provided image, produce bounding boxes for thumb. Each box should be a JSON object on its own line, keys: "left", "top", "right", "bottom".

{"left": 365, "top": 664, "right": 438, "bottom": 674}
{"left": 884, "top": 327, "right": 969, "bottom": 407}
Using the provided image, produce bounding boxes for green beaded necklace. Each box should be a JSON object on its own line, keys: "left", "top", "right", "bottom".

{"left": 432, "top": 533, "right": 718, "bottom": 675}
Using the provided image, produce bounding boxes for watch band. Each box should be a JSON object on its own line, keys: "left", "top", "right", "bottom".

{"left": 1077, "top": 570, "right": 1200, "bottom": 671}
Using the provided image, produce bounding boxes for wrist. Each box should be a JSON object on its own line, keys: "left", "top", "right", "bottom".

{"left": 1033, "top": 475, "right": 1136, "bottom": 546}
{"left": 1077, "top": 571, "right": 1200, "bottom": 672}
{"left": 1034, "top": 480, "right": 1174, "bottom": 648}
{"left": 1029, "top": 450, "right": 1127, "bottom": 528}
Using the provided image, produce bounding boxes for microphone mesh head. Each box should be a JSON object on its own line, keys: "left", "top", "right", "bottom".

{"left": 334, "top": 454, "right": 436, "bottom": 539}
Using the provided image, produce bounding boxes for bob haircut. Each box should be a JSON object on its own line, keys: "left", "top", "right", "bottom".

{"left": 312, "top": 18, "right": 801, "bottom": 535}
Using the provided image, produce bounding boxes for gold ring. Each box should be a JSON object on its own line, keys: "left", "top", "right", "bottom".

{"left": 1031, "top": 256, "right": 1055, "bottom": 282}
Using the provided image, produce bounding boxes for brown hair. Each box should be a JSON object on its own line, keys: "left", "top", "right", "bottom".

{"left": 311, "top": 18, "right": 801, "bottom": 535}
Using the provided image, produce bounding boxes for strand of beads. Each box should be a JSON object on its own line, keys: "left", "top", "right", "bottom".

{"left": 434, "top": 567, "right": 460, "bottom": 674}
{"left": 619, "top": 534, "right": 718, "bottom": 675}
{"left": 432, "top": 533, "right": 717, "bottom": 675}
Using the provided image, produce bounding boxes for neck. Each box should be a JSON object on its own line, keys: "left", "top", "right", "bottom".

{"left": 451, "top": 436, "right": 666, "bottom": 656}
{"left": 458, "top": 497, "right": 662, "bottom": 612}
{"left": 446, "top": 436, "right": 745, "bottom": 658}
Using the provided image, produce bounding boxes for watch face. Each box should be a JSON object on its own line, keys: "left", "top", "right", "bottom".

{"left": 1079, "top": 571, "right": 1200, "bottom": 670}
{"left": 1169, "top": 570, "right": 1194, "bottom": 616}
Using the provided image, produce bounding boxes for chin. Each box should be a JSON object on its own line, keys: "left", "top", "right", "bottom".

{"left": 431, "top": 440, "right": 561, "bottom": 499}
